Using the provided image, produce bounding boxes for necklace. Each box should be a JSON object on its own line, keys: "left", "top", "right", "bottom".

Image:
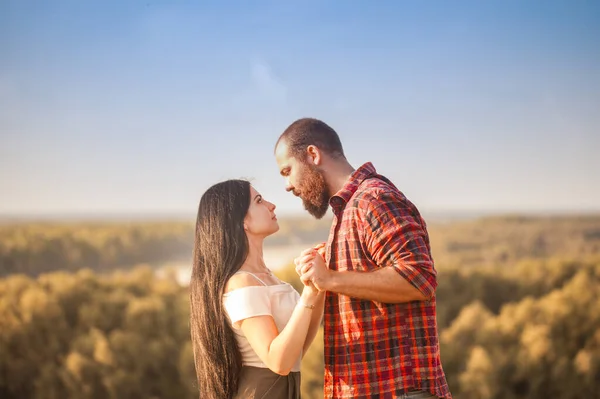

{"left": 243, "top": 262, "right": 273, "bottom": 276}
{"left": 258, "top": 268, "right": 273, "bottom": 276}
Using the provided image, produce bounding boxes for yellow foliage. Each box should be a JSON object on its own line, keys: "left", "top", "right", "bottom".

{"left": 1, "top": 216, "right": 600, "bottom": 398}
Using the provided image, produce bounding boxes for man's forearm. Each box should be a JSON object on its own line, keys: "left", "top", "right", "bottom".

{"left": 326, "top": 267, "right": 430, "bottom": 303}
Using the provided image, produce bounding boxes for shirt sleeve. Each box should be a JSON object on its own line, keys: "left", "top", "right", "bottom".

{"left": 223, "top": 286, "right": 273, "bottom": 329}
{"left": 362, "top": 191, "right": 438, "bottom": 298}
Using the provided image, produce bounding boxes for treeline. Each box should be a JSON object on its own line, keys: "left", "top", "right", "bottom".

{"left": 438, "top": 257, "right": 600, "bottom": 398}
{"left": 1, "top": 215, "right": 599, "bottom": 398}
{"left": 277, "top": 256, "right": 600, "bottom": 398}
{"left": 0, "top": 267, "right": 196, "bottom": 399}
{"left": 0, "top": 217, "right": 332, "bottom": 278}
{"left": 2, "top": 215, "right": 599, "bottom": 278}
{"left": 0, "top": 222, "right": 194, "bottom": 278}
{"left": 428, "top": 215, "right": 600, "bottom": 267}
{"left": 1, "top": 257, "right": 599, "bottom": 398}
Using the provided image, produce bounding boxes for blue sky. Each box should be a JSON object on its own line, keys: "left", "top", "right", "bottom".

{"left": 1, "top": 0, "right": 598, "bottom": 218}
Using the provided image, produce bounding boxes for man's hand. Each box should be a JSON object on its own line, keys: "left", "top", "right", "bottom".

{"left": 313, "top": 242, "right": 326, "bottom": 258}
{"left": 294, "top": 247, "right": 331, "bottom": 292}
{"left": 294, "top": 244, "right": 326, "bottom": 274}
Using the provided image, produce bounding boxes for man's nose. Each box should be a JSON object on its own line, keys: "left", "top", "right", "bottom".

{"left": 285, "top": 181, "right": 294, "bottom": 192}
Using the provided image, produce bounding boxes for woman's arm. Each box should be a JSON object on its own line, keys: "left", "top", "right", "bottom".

{"left": 237, "top": 283, "right": 319, "bottom": 375}
{"left": 295, "top": 243, "right": 327, "bottom": 356}
{"left": 302, "top": 290, "right": 325, "bottom": 356}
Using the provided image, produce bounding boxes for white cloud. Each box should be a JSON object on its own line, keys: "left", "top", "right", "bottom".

{"left": 231, "top": 58, "right": 289, "bottom": 113}
{"left": 251, "top": 59, "right": 287, "bottom": 102}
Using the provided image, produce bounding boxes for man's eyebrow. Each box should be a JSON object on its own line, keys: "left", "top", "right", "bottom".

{"left": 280, "top": 167, "right": 290, "bottom": 176}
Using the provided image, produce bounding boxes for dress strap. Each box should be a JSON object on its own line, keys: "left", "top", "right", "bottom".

{"left": 234, "top": 271, "right": 268, "bottom": 286}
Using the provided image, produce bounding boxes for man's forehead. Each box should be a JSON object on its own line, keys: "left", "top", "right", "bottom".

{"left": 275, "top": 140, "right": 292, "bottom": 164}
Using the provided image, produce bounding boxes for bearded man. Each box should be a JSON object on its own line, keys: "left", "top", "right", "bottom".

{"left": 274, "top": 118, "right": 452, "bottom": 399}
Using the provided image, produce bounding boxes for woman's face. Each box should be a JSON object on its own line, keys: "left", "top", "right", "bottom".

{"left": 244, "top": 186, "right": 279, "bottom": 238}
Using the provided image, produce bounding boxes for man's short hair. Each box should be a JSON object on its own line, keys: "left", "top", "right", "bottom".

{"left": 276, "top": 118, "right": 345, "bottom": 160}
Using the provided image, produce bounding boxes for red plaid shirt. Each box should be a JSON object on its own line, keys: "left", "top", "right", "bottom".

{"left": 322, "top": 162, "right": 451, "bottom": 399}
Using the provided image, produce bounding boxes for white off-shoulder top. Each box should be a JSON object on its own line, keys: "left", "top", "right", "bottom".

{"left": 223, "top": 271, "right": 302, "bottom": 372}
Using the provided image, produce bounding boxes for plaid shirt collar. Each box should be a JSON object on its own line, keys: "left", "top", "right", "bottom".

{"left": 330, "top": 162, "right": 377, "bottom": 213}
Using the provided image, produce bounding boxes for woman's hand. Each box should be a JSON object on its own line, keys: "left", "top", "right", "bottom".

{"left": 294, "top": 248, "right": 316, "bottom": 284}
{"left": 295, "top": 246, "right": 330, "bottom": 293}
{"left": 300, "top": 280, "right": 319, "bottom": 303}
{"left": 294, "top": 243, "right": 326, "bottom": 278}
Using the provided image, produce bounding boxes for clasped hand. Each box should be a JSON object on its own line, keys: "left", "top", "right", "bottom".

{"left": 294, "top": 245, "right": 329, "bottom": 292}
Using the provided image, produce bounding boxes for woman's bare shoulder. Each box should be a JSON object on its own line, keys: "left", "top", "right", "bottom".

{"left": 224, "top": 272, "right": 265, "bottom": 294}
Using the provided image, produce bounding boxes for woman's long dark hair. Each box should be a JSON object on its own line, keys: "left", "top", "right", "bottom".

{"left": 189, "top": 179, "right": 251, "bottom": 399}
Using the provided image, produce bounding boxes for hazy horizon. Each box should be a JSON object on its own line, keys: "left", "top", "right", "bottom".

{"left": 1, "top": 207, "right": 598, "bottom": 224}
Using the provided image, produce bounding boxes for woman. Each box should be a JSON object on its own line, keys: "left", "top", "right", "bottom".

{"left": 189, "top": 179, "right": 325, "bottom": 399}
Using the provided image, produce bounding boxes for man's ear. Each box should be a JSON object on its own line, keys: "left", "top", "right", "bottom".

{"left": 306, "top": 145, "right": 322, "bottom": 166}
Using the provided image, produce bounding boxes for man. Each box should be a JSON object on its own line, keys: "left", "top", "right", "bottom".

{"left": 274, "top": 118, "right": 452, "bottom": 399}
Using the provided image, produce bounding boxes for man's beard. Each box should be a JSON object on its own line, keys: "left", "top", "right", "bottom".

{"left": 299, "top": 164, "right": 330, "bottom": 219}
